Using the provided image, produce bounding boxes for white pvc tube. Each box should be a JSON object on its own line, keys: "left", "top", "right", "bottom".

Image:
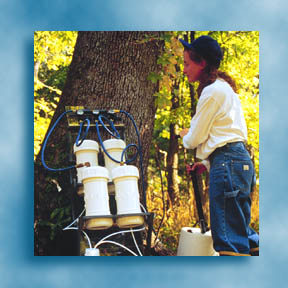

{"left": 112, "top": 165, "right": 144, "bottom": 228}
{"left": 102, "top": 139, "right": 126, "bottom": 181}
{"left": 82, "top": 166, "right": 113, "bottom": 230}
{"left": 112, "top": 165, "right": 141, "bottom": 214}
{"left": 82, "top": 166, "right": 110, "bottom": 216}
{"left": 73, "top": 140, "right": 99, "bottom": 183}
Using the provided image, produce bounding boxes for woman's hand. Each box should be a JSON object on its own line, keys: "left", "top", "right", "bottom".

{"left": 186, "top": 162, "right": 207, "bottom": 175}
{"left": 179, "top": 128, "right": 189, "bottom": 138}
{"left": 193, "top": 162, "right": 207, "bottom": 174}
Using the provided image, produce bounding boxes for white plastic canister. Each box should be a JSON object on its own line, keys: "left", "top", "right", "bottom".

{"left": 102, "top": 139, "right": 126, "bottom": 181}
{"left": 82, "top": 166, "right": 113, "bottom": 230}
{"left": 177, "top": 227, "right": 218, "bottom": 256}
{"left": 111, "top": 165, "right": 144, "bottom": 228}
{"left": 85, "top": 248, "right": 100, "bottom": 256}
{"left": 73, "top": 139, "right": 99, "bottom": 182}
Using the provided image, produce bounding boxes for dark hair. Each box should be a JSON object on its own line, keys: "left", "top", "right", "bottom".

{"left": 186, "top": 48, "right": 238, "bottom": 96}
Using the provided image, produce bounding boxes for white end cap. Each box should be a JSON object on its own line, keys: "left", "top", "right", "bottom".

{"left": 102, "top": 139, "right": 126, "bottom": 150}
{"left": 111, "top": 165, "right": 139, "bottom": 180}
{"left": 73, "top": 140, "right": 99, "bottom": 153}
{"left": 82, "top": 166, "right": 109, "bottom": 181}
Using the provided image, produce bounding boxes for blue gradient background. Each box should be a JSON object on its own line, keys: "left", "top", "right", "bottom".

{"left": 0, "top": 0, "right": 287, "bottom": 287}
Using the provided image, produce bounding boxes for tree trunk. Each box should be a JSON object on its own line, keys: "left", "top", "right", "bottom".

{"left": 34, "top": 31, "right": 164, "bottom": 255}
{"left": 187, "top": 31, "right": 209, "bottom": 223}
{"left": 182, "top": 31, "right": 208, "bottom": 221}
{"left": 185, "top": 31, "right": 196, "bottom": 119}
{"left": 166, "top": 68, "right": 180, "bottom": 205}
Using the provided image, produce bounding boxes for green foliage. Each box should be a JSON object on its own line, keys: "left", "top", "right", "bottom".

{"left": 34, "top": 31, "right": 77, "bottom": 71}
{"left": 34, "top": 31, "right": 77, "bottom": 158}
{"left": 38, "top": 206, "right": 71, "bottom": 240}
{"left": 147, "top": 72, "right": 162, "bottom": 84}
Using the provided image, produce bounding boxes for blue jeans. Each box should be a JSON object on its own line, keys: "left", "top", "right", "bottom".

{"left": 208, "top": 142, "right": 259, "bottom": 255}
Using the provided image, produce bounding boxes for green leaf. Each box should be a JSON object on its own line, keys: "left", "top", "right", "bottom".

{"left": 147, "top": 72, "right": 162, "bottom": 83}
{"left": 50, "top": 208, "right": 60, "bottom": 219}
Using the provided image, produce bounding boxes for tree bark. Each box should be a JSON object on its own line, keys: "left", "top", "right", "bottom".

{"left": 34, "top": 31, "right": 164, "bottom": 255}
{"left": 166, "top": 69, "right": 180, "bottom": 205}
{"left": 182, "top": 31, "right": 208, "bottom": 221}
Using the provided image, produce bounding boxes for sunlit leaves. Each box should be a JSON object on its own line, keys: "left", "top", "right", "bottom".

{"left": 34, "top": 31, "right": 78, "bottom": 159}
{"left": 34, "top": 31, "right": 77, "bottom": 72}
{"left": 147, "top": 72, "right": 162, "bottom": 83}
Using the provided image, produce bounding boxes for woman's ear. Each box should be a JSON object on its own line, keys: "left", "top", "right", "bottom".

{"left": 200, "top": 59, "right": 207, "bottom": 69}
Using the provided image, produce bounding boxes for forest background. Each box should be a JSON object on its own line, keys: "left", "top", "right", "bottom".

{"left": 34, "top": 31, "right": 259, "bottom": 253}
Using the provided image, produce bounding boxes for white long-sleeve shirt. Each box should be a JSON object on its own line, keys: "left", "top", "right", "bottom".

{"left": 183, "top": 78, "right": 247, "bottom": 166}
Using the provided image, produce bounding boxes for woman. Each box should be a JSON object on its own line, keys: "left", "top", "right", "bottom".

{"left": 179, "top": 35, "right": 259, "bottom": 256}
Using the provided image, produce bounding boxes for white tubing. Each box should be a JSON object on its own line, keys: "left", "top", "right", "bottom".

{"left": 94, "top": 226, "right": 145, "bottom": 248}
{"left": 140, "top": 203, "right": 147, "bottom": 213}
{"left": 62, "top": 227, "right": 92, "bottom": 250}
{"left": 63, "top": 209, "right": 85, "bottom": 231}
{"left": 82, "top": 230, "right": 92, "bottom": 249}
{"left": 130, "top": 228, "right": 143, "bottom": 256}
{"left": 95, "top": 240, "right": 139, "bottom": 256}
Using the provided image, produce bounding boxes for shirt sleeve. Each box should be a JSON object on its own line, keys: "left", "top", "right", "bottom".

{"left": 201, "top": 159, "right": 210, "bottom": 172}
{"left": 182, "top": 89, "right": 221, "bottom": 149}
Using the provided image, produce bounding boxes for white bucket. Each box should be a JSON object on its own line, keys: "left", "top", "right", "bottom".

{"left": 111, "top": 165, "right": 144, "bottom": 228}
{"left": 102, "top": 139, "right": 126, "bottom": 181}
{"left": 73, "top": 140, "right": 99, "bottom": 185}
{"left": 177, "top": 227, "right": 218, "bottom": 256}
{"left": 82, "top": 166, "right": 113, "bottom": 230}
